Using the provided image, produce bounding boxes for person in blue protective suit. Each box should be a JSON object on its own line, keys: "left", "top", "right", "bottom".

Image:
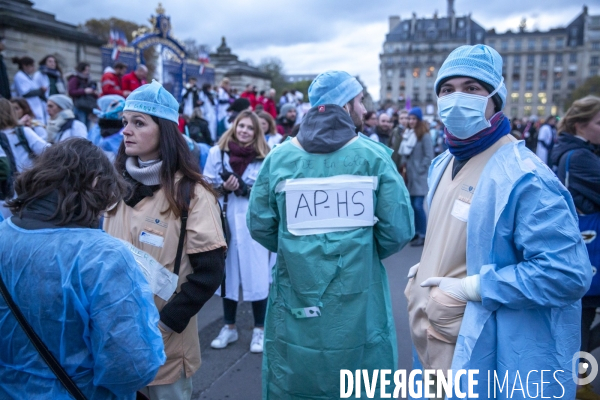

{"left": 405, "top": 44, "right": 591, "bottom": 399}
{"left": 0, "top": 138, "right": 166, "bottom": 399}
{"left": 247, "top": 70, "right": 415, "bottom": 399}
{"left": 88, "top": 94, "right": 125, "bottom": 162}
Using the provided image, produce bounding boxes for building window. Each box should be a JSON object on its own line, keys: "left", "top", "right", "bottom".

{"left": 524, "top": 106, "right": 532, "bottom": 116}
{"left": 386, "top": 69, "right": 393, "bottom": 78}
{"left": 386, "top": 84, "right": 392, "bottom": 92}
{"left": 501, "top": 40, "right": 509, "bottom": 51}
{"left": 568, "top": 80, "right": 576, "bottom": 89}
{"left": 568, "top": 69, "right": 576, "bottom": 77}
{"left": 512, "top": 81, "right": 520, "bottom": 90}
{"left": 537, "top": 106, "right": 546, "bottom": 116}
{"left": 554, "top": 70, "right": 562, "bottom": 79}
{"left": 514, "top": 39, "right": 522, "bottom": 51}
{"left": 426, "top": 66, "right": 435, "bottom": 78}
{"left": 526, "top": 81, "right": 533, "bottom": 90}
{"left": 527, "top": 54, "right": 535, "bottom": 67}
{"left": 511, "top": 107, "right": 518, "bottom": 117}
{"left": 511, "top": 93, "right": 519, "bottom": 102}
{"left": 538, "top": 93, "right": 547, "bottom": 104}
{"left": 488, "top": 40, "right": 496, "bottom": 48}
{"left": 570, "top": 53, "right": 577, "bottom": 63}
{"left": 413, "top": 93, "right": 420, "bottom": 102}
{"left": 541, "top": 54, "right": 549, "bottom": 66}
{"left": 528, "top": 39, "right": 536, "bottom": 50}
{"left": 552, "top": 94, "right": 561, "bottom": 103}
{"left": 591, "top": 70, "right": 599, "bottom": 77}
{"left": 400, "top": 69, "right": 406, "bottom": 78}
{"left": 426, "top": 93, "right": 433, "bottom": 102}
{"left": 413, "top": 68, "right": 420, "bottom": 78}
{"left": 556, "top": 38, "right": 564, "bottom": 49}
{"left": 555, "top": 54, "right": 563, "bottom": 64}
{"left": 542, "top": 39, "right": 549, "bottom": 50}
{"left": 400, "top": 81, "right": 406, "bottom": 90}
{"left": 514, "top": 55, "right": 521, "bottom": 67}
{"left": 553, "top": 80, "right": 562, "bottom": 89}
{"left": 593, "top": 42, "right": 600, "bottom": 50}
{"left": 591, "top": 56, "right": 600, "bottom": 66}
{"left": 525, "top": 93, "right": 533, "bottom": 104}
{"left": 540, "top": 70, "right": 548, "bottom": 80}
{"left": 551, "top": 105, "right": 558, "bottom": 115}
{"left": 526, "top": 71, "right": 534, "bottom": 80}
{"left": 512, "top": 72, "right": 521, "bottom": 81}
{"left": 539, "top": 80, "right": 547, "bottom": 90}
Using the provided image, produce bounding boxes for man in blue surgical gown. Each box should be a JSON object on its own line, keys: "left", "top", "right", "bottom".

{"left": 405, "top": 44, "right": 591, "bottom": 399}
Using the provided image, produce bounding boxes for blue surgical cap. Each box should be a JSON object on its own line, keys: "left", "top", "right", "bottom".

{"left": 124, "top": 80, "right": 179, "bottom": 123}
{"left": 434, "top": 44, "right": 507, "bottom": 109}
{"left": 93, "top": 95, "right": 125, "bottom": 120}
{"left": 308, "top": 71, "right": 363, "bottom": 107}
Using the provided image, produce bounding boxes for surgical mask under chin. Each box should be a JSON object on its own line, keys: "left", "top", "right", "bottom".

{"left": 437, "top": 79, "right": 503, "bottom": 139}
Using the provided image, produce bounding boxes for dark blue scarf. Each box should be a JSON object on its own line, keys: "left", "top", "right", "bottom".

{"left": 445, "top": 112, "right": 511, "bottom": 161}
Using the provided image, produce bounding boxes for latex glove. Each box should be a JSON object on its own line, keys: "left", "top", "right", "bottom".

{"left": 407, "top": 263, "right": 420, "bottom": 279}
{"left": 420, "top": 275, "right": 481, "bottom": 302}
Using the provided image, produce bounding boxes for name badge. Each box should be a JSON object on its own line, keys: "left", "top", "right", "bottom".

{"left": 119, "top": 240, "right": 178, "bottom": 301}
{"left": 451, "top": 199, "right": 470, "bottom": 222}
{"left": 139, "top": 231, "right": 164, "bottom": 248}
{"left": 276, "top": 175, "right": 378, "bottom": 236}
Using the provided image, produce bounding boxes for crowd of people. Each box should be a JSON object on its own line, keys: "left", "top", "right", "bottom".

{"left": 0, "top": 39, "right": 598, "bottom": 400}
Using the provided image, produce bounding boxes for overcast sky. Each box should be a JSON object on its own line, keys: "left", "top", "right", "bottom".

{"left": 34, "top": 1, "right": 598, "bottom": 100}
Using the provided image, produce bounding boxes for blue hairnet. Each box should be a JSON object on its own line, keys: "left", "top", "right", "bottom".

{"left": 124, "top": 80, "right": 179, "bottom": 123}
{"left": 308, "top": 71, "right": 363, "bottom": 107}
{"left": 434, "top": 44, "right": 507, "bottom": 109}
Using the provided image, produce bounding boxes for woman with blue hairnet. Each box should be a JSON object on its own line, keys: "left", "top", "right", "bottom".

{"left": 103, "top": 81, "right": 226, "bottom": 400}
{"left": 405, "top": 44, "right": 591, "bottom": 399}
{"left": 247, "top": 70, "right": 414, "bottom": 399}
{"left": 0, "top": 138, "right": 166, "bottom": 399}
{"left": 88, "top": 94, "right": 126, "bottom": 162}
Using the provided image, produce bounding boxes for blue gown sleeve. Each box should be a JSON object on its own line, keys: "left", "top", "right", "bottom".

{"left": 374, "top": 159, "right": 415, "bottom": 259}
{"left": 247, "top": 154, "right": 279, "bottom": 253}
{"left": 480, "top": 174, "right": 591, "bottom": 310}
{"left": 87, "top": 246, "right": 166, "bottom": 395}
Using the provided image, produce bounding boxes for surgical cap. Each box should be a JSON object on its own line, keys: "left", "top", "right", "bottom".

{"left": 48, "top": 94, "right": 73, "bottom": 111}
{"left": 93, "top": 95, "right": 125, "bottom": 120}
{"left": 434, "top": 44, "right": 507, "bottom": 109}
{"left": 308, "top": 71, "right": 363, "bottom": 107}
{"left": 124, "top": 80, "right": 179, "bottom": 123}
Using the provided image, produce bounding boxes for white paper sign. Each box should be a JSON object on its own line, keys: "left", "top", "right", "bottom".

{"left": 119, "top": 239, "right": 179, "bottom": 301}
{"left": 277, "top": 175, "right": 378, "bottom": 236}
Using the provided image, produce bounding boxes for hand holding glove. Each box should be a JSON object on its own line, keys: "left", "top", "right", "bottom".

{"left": 407, "top": 263, "right": 420, "bottom": 279}
{"left": 420, "top": 275, "right": 481, "bottom": 302}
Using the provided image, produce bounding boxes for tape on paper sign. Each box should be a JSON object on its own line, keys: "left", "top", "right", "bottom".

{"left": 277, "top": 175, "right": 378, "bottom": 236}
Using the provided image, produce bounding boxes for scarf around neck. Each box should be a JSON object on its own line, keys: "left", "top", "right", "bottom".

{"left": 445, "top": 112, "right": 511, "bottom": 161}
{"left": 46, "top": 109, "right": 75, "bottom": 143}
{"left": 125, "top": 157, "right": 162, "bottom": 186}
{"left": 228, "top": 141, "right": 257, "bottom": 177}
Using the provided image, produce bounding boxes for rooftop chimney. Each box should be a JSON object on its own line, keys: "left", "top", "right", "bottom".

{"left": 389, "top": 16, "right": 401, "bottom": 32}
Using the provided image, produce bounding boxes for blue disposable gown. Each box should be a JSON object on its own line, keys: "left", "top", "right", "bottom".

{"left": 247, "top": 136, "right": 414, "bottom": 399}
{"left": 426, "top": 141, "right": 591, "bottom": 399}
{"left": 0, "top": 219, "right": 166, "bottom": 399}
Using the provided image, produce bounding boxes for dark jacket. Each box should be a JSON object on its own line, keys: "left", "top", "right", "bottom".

{"left": 0, "top": 54, "right": 10, "bottom": 99}
{"left": 551, "top": 133, "right": 600, "bottom": 215}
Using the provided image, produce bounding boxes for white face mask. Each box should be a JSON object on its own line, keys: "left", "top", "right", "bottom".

{"left": 437, "top": 78, "right": 503, "bottom": 139}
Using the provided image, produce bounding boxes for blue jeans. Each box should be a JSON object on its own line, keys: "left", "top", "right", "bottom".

{"left": 411, "top": 196, "right": 427, "bottom": 237}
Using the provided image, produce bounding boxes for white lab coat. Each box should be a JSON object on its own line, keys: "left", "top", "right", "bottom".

{"left": 203, "top": 145, "right": 270, "bottom": 302}
{"left": 199, "top": 91, "right": 217, "bottom": 142}
{"left": 13, "top": 71, "right": 46, "bottom": 124}
{"left": 1, "top": 127, "right": 48, "bottom": 172}
{"left": 56, "top": 119, "right": 88, "bottom": 142}
{"left": 215, "top": 87, "right": 231, "bottom": 127}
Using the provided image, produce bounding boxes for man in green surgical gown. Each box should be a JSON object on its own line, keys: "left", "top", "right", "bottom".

{"left": 247, "top": 70, "right": 414, "bottom": 399}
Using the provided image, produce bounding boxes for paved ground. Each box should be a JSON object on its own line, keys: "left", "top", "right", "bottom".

{"left": 191, "top": 244, "right": 423, "bottom": 400}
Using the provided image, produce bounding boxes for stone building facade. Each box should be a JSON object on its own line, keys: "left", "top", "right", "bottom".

{"left": 381, "top": 2, "right": 600, "bottom": 118}
{"left": 0, "top": 0, "right": 104, "bottom": 83}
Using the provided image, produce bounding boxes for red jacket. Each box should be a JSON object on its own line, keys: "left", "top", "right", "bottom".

{"left": 100, "top": 69, "right": 125, "bottom": 97}
{"left": 121, "top": 71, "right": 146, "bottom": 94}
{"left": 261, "top": 97, "right": 277, "bottom": 119}
{"left": 240, "top": 91, "right": 257, "bottom": 109}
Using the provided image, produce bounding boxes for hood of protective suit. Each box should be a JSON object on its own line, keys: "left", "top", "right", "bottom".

{"left": 296, "top": 104, "right": 357, "bottom": 154}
